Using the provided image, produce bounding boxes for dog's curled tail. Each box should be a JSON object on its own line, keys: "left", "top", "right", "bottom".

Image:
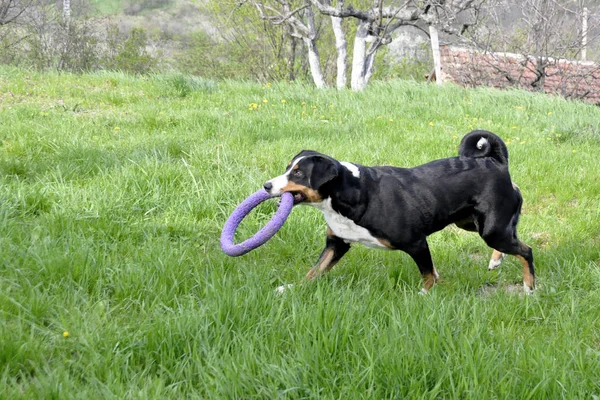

{"left": 458, "top": 130, "right": 509, "bottom": 165}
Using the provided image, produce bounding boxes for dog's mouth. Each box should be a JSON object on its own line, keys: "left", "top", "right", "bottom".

{"left": 291, "top": 191, "right": 306, "bottom": 204}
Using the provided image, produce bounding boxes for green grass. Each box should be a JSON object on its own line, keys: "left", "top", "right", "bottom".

{"left": 1, "top": 67, "right": 600, "bottom": 398}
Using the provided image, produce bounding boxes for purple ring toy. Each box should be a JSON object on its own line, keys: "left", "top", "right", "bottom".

{"left": 220, "top": 189, "right": 294, "bottom": 257}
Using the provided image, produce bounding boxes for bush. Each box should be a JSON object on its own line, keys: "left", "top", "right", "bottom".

{"left": 104, "top": 26, "right": 157, "bottom": 74}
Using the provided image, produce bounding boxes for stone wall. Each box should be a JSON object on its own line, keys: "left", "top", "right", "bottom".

{"left": 439, "top": 45, "right": 600, "bottom": 104}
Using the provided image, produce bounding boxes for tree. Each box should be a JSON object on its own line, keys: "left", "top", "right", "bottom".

{"left": 463, "top": 0, "right": 600, "bottom": 99}
{"left": 0, "top": 0, "right": 33, "bottom": 26}
{"left": 242, "top": 0, "right": 487, "bottom": 90}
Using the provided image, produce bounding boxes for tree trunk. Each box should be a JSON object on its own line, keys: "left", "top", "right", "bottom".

{"left": 429, "top": 25, "right": 443, "bottom": 85}
{"left": 532, "top": 56, "right": 546, "bottom": 91}
{"left": 289, "top": 36, "right": 297, "bottom": 81}
{"left": 304, "top": 38, "right": 326, "bottom": 88}
{"left": 363, "top": 50, "right": 377, "bottom": 86}
{"left": 331, "top": 16, "right": 347, "bottom": 89}
{"left": 351, "top": 21, "right": 370, "bottom": 91}
{"left": 63, "top": 0, "right": 71, "bottom": 20}
{"left": 304, "top": 3, "right": 326, "bottom": 88}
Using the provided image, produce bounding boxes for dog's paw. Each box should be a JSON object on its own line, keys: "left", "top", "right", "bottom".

{"left": 418, "top": 288, "right": 429, "bottom": 295}
{"left": 523, "top": 282, "right": 534, "bottom": 295}
{"left": 276, "top": 283, "right": 294, "bottom": 294}
{"left": 488, "top": 254, "right": 505, "bottom": 270}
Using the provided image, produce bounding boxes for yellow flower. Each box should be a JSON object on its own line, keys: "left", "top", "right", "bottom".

{"left": 429, "top": 122, "right": 434, "bottom": 127}
{"left": 515, "top": 106, "right": 523, "bottom": 110}
{"left": 377, "top": 116, "right": 382, "bottom": 119}
{"left": 63, "top": 331, "right": 70, "bottom": 338}
{"left": 263, "top": 99, "right": 268, "bottom": 103}
{"left": 512, "top": 126, "right": 517, "bottom": 129}
{"left": 301, "top": 101, "right": 306, "bottom": 106}
{"left": 266, "top": 82, "right": 271, "bottom": 87}
{"left": 547, "top": 111, "right": 552, "bottom": 115}
{"left": 389, "top": 119, "right": 393, "bottom": 122}
{"left": 520, "top": 141, "right": 526, "bottom": 145}
{"left": 114, "top": 126, "right": 120, "bottom": 131}
{"left": 281, "top": 99, "right": 286, "bottom": 103}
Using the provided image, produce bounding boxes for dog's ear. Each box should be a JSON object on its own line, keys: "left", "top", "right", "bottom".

{"left": 311, "top": 156, "right": 339, "bottom": 189}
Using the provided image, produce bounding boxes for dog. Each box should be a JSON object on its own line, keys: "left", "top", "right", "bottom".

{"left": 264, "top": 130, "right": 535, "bottom": 294}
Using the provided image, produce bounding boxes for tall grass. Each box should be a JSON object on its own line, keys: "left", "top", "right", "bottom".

{"left": 1, "top": 67, "right": 599, "bottom": 398}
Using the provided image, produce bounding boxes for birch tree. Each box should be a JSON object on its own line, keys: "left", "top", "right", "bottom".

{"left": 252, "top": 0, "right": 327, "bottom": 88}
{"left": 242, "top": 0, "right": 486, "bottom": 90}
{"left": 311, "top": 0, "right": 487, "bottom": 90}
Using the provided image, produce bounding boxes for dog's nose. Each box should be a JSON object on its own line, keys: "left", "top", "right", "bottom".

{"left": 264, "top": 182, "right": 273, "bottom": 192}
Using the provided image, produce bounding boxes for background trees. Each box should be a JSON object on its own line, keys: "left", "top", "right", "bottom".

{"left": 1, "top": 0, "right": 599, "bottom": 93}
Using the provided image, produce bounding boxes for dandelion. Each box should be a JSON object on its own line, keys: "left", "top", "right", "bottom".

{"left": 377, "top": 116, "right": 382, "bottom": 120}
{"left": 515, "top": 106, "right": 523, "bottom": 110}
{"left": 548, "top": 111, "right": 552, "bottom": 116}
{"left": 281, "top": 99, "right": 286, "bottom": 104}
{"left": 572, "top": 149, "right": 577, "bottom": 153}
{"left": 63, "top": 331, "right": 69, "bottom": 338}
{"left": 512, "top": 126, "right": 517, "bottom": 129}
{"left": 429, "top": 122, "right": 434, "bottom": 127}
{"left": 248, "top": 103, "right": 258, "bottom": 111}
{"left": 389, "top": 119, "right": 394, "bottom": 122}
{"left": 114, "top": 126, "right": 120, "bottom": 131}
{"left": 263, "top": 99, "right": 268, "bottom": 103}
{"left": 266, "top": 82, "right": 271, "bottom": 87}
{"left": 453, "top": 135, "right": 458, "bottom": 139}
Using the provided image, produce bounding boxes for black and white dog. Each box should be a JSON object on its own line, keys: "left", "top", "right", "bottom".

{"left": 264, "top": 130, "right": 535, "bottom": 294}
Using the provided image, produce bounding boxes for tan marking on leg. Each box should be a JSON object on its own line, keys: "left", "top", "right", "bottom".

{"left": 305, "top": 248, "right": 335, "bottom": 280}
{"left": 517, "top": 255, "right": 535, "bottom": 293}
{"left": 488, "top": 249, "right": 505, "bottom": 270}
{"left": 422, "top": 268, "right": 439, "bottom": 292}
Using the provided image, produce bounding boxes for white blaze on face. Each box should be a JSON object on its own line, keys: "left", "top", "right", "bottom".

{"left": 266, "top": 156, "right": 305, "bottom": 196}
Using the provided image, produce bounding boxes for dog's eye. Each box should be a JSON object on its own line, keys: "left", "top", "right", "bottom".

{"left": 292, "top": 169, "right": 304, "bottom": 177}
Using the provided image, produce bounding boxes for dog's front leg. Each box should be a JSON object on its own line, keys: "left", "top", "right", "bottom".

{"left": 305, "top": 228, "right": 351, "bottom": 280}
{"left": 406, "top": 239, "right": 439, "bottom": 294}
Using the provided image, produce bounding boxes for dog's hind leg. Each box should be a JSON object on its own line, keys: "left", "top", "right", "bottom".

{"left": 480, "top": 229, "right": 535, "bottom": 293}
{"left": 488, "top": 249, "right": 505, "bottom": 270}
{"left": 405, "top": 239, "right": 439, "bottom": 294}
{"left": 305, "top": 228, "right": 350, "bottom": 280}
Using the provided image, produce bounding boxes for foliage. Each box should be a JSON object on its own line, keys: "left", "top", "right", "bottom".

{"left": 105, "top": 26, "right": 158, "bottom": 73}
{"left": 1, "top": 68, "right": 600, "bottom": 397}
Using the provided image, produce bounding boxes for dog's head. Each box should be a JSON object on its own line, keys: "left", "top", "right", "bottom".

{"left": 264, "top": 150, "right": 339, "bottom": 205}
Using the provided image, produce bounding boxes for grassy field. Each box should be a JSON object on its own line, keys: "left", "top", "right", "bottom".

{"left": 1, "top": 67, "right": 600, "bottom": 398}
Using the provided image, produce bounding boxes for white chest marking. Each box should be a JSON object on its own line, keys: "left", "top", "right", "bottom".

{"left": 312, "top": 198, "right": 387, "bottom": 249}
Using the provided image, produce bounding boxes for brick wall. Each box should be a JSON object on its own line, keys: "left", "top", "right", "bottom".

{"left": 439, "top": 45, "right": 600, "bottom": 104}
